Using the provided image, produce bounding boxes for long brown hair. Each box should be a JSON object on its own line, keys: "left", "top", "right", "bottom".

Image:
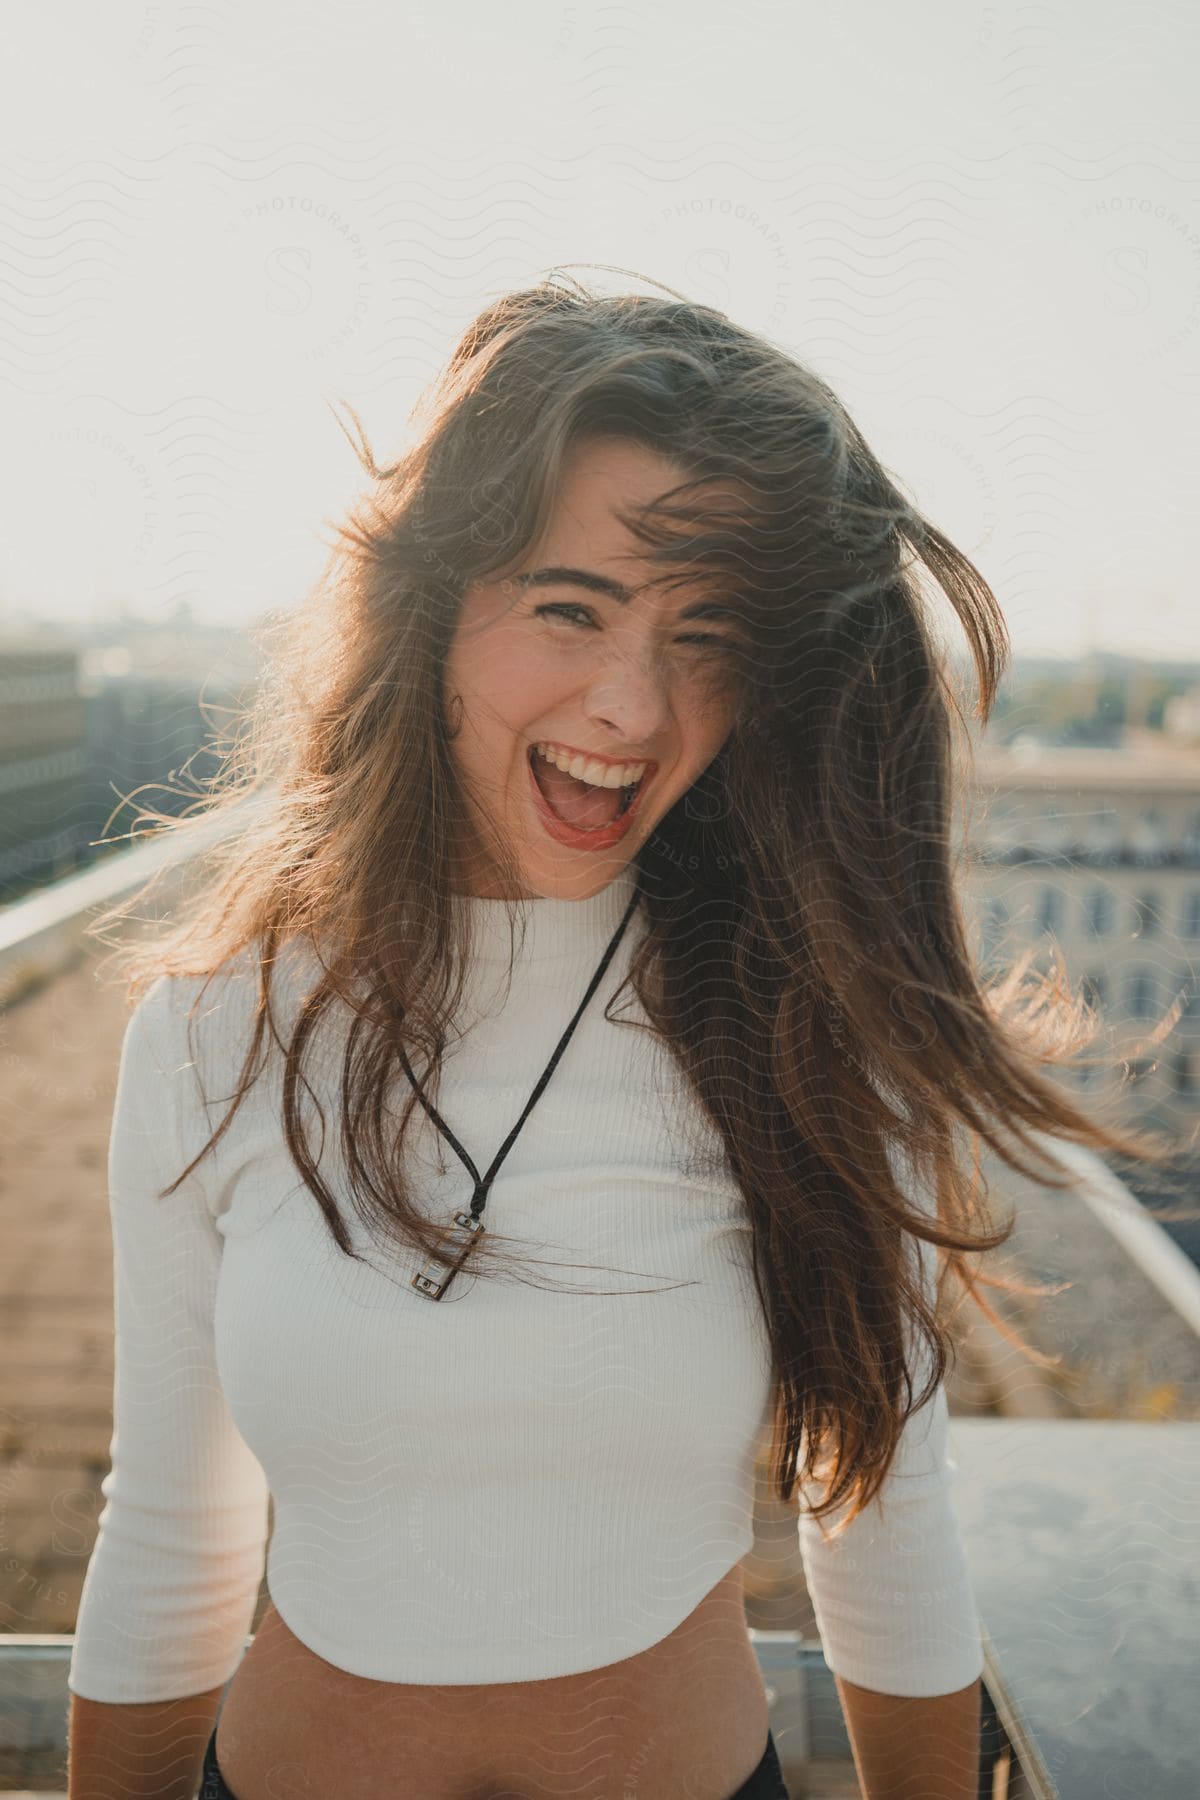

{"left": 90, "top": 273, "right": 1184, "bottom": 1532}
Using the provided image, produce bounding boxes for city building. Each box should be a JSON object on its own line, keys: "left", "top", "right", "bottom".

{"left": 965, "top": 738, "right": 1200, "bottom": 1138}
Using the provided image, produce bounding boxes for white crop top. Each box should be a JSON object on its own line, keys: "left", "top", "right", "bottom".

{"left": 67, "top": 863, "right": 984, "bottom": 1705}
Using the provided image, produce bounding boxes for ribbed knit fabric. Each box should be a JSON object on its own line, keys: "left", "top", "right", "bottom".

{"left": 67, "top": 863, "right": 984, "bottom": 1704}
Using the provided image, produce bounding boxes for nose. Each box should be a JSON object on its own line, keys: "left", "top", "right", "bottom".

{"left": 579, "top": 633, "right": 674, "bottom": 750}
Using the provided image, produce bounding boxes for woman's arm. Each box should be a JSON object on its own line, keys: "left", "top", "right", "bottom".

{"left": 836, "top": 1673, "right": 982, "bottom": 1800}
{"left": 67, "top": 981, "right": 270, "bottom": 1710}
{"left": 67, "top": 1688, "right": 224, "bottom": 1800}
{"left": 796, "top": 1139, "right": 986, "bottom": 1722}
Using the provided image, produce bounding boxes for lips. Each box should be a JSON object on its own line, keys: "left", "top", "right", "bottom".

{"left": 525, "top": 744, "right": 655, "bottom": 851}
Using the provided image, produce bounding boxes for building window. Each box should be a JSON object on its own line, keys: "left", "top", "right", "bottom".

{"left": 1085, "top": 886, "right": 1115, "bottom": 935}
{"left": 1173, "top": 1050, "right": 1199, "bottom": 1095}
{"left": 1126, "top": 969, "right": 1159, "bottom": 1018}
{"left": 1133, "top": 891, "right": 1163, "bottom": 938}
{"left": 1035, "top": 886, "right": 1063, "bottom": 935}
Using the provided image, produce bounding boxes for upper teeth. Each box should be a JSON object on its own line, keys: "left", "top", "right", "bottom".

{"left": 534, "top": 742, "right": 647, "bottom": 790}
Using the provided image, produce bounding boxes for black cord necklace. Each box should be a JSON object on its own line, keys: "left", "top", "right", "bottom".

{"left": 399, "top": 885, "right": 643, "bottom": 1300}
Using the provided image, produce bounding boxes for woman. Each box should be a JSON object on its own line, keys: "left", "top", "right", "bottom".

{"left": 66, "top": 277, "right": 1171, "bottom": 1800}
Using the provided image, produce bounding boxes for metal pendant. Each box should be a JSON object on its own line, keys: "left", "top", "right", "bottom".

{"left": 411, "top": 1208, "right": 486, "bottom": 1300}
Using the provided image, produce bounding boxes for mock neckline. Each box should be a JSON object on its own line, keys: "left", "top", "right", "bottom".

{"left": 462, "top": 862, "right": 642, "bottom": 967}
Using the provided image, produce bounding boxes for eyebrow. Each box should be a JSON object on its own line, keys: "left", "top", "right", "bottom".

{"left": 512, "top": 565, "right": 743, "bottom": 625}
{"left": 516, "top": 564, "right": 634, "bottom": 601}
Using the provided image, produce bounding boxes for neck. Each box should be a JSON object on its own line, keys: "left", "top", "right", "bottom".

{"left": 460, "top": 863, "right": 641, "bottom": 967}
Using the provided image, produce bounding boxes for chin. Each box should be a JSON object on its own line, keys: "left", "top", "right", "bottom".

{"left": 521, "top": 842, "right": 636, "bottom": 900}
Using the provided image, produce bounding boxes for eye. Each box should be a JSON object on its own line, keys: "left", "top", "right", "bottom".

{"left": 533, "top": 602, "right": 595, "bottom": 628}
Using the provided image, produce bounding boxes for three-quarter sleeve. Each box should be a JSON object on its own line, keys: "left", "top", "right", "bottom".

{"left": 796, "top": 1142, "right": 985, "bottom": 1698}
{"left": 67, "top": 979, "right": 271, "bottom": 1703}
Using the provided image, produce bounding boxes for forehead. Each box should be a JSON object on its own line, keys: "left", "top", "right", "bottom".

{"left": 527, "top": 437, "right": 749, "bottom": 581}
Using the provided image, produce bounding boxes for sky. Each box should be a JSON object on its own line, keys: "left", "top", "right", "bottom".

{"left": 0, "top": 0, "right": 1198, "bottom": 658}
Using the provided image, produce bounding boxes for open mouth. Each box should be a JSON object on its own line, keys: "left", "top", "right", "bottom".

{"left": 526, "top": 744, "right": 652, "bottom": 835}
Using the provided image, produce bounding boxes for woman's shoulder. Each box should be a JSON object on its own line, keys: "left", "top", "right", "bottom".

{"left": 128, "top": 935, "right": 328, "bottom": 1101}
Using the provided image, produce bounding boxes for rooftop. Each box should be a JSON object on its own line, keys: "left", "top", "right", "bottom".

{"left": 1, "top": 838, "right": 1197, "bottom": 1796}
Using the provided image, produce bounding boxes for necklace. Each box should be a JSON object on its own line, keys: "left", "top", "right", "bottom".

{"left": 398, "top": 885, "right": 642, "bottom": 1299}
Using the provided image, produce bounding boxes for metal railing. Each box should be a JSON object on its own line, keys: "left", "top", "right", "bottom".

{"left": 0, "top": 1630, "right": 1021, "bottom": 1798}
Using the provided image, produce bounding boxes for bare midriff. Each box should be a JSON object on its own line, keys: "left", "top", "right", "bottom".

{"left": 214, "top": 1562, "right": 770, "bottom": 1800}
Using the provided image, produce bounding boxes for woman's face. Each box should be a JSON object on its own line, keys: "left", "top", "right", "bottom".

{"left": 442, "top": 436, "right": 747, "bottom": 900}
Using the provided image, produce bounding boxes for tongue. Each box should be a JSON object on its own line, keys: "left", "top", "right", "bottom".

{"left": 534, "top": 758, "right": 623, "bottom": 830}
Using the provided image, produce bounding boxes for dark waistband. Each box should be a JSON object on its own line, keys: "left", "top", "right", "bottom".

{"left": 200, "top": 1722, "right": 790, "bottom": 1799}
